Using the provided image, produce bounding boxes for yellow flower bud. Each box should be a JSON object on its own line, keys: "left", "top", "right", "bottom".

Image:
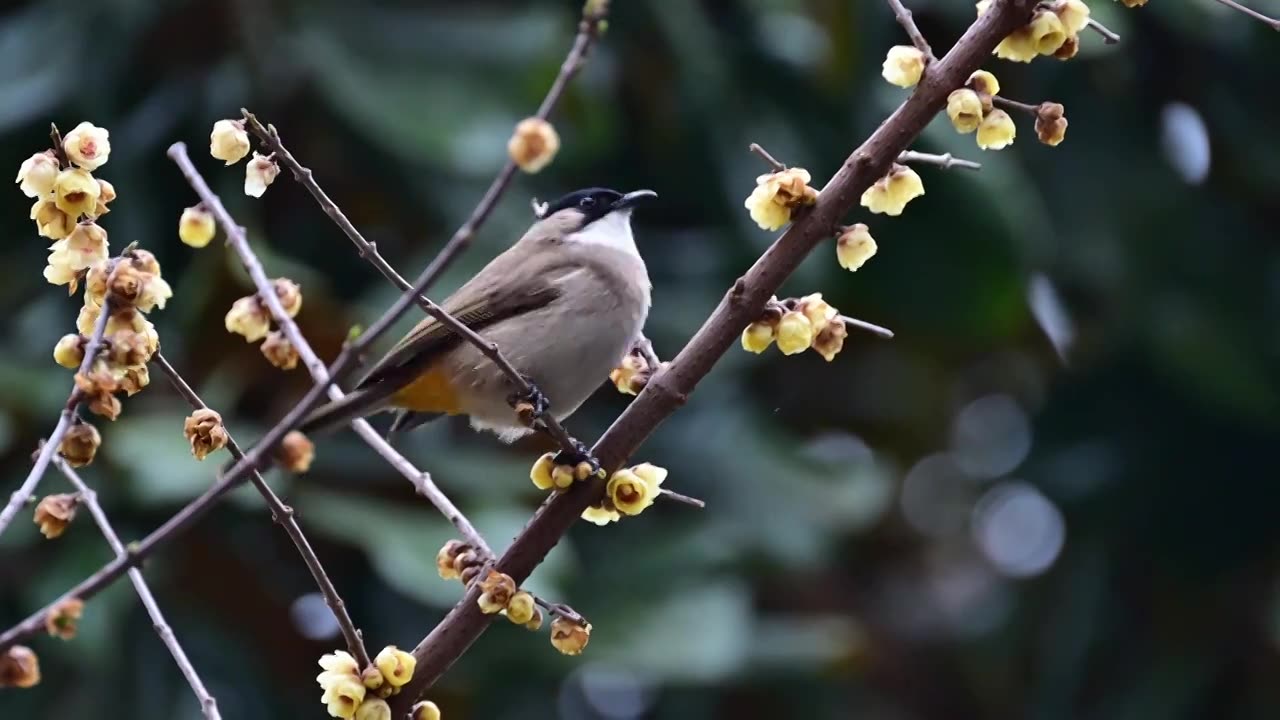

{"left": 1028, "top": 9, "right": 1067, "bottom": 54}
{"left": 0, "top": 646, "right": 40, "bottom": 688}
{"left": 476, "top": 570, "right": 516, "bottom": 614}
{"left": 812, "top": 320, "right": 849, "bottom": 362}
{"left": 319, "top": 671, "right": 366, "bottom": 719}
{"left": 836, "top": 223, "right": 877, "bottom": 271}
{"left": 860, "top": 164, "right": 924, "bottom": 217}
{"left": 966, "top": 70, "right": 1000, "bottom": 98}
{"left": 1054, "top": 0, "right": 1090, "bottom": 35}
{"left": 279, "top": 430, "right": 315, "bottom": 473}
{"left": 245, "top": 152, "right": 280, "bottom": 197}
{"left": 506, "top": 591, "right": 536, "bottom": 625}
{"left": 361, "top": 666, "right": 384, "bottom": 690}
{"left": 411, "top": 701, "right": 442, "bottom": 720}
{"left": 274, "top": 278, "right": 303, "bottom": 318}
{"left": 946, "top": 89, "right": 984, "bottom": 134}
{"left": 210, "top": 119, "right": 250, "bottom": 165}
{"left": 45, "top": 597, "right": 84, "bottom": 640}
{"left": 31, "top": 199, "right": 76, "bottom": 240}
{"left": 508, "top": 117, "right": 560, "bottom": 173}
{"left": 33, "top": 493, "right": 77, "bottom": 539}
{"left": 798, "top": 293, "right": 837, "bottom": 334}
{"left": 225, "top": 296, "right": 270, "bottom": 342}
{"left": 581, "top": 502, "right": 620, "bottom": 525}
{"left": 16, "top": 150, "right": 59, "bottom": 198}
{"left": 744, "top": 167, "right": 818, "bottom": 231}
{"left": 1035, "top": 103, "right": 1068, "bottom": 147}
{"left": 741, "top": 321, "right": 775, "bottom": 353}
{"left": 524, "top": 606, "right": 544, "bottom": 631}
{"left": 976, "top": 108, "right": 1017, "bottom": 150}
{"left": 95, "top": 178, "right": 116, "bottom": 216}
{"left": 607, "top": 468, "right": 655, "bottom": 516}
{"left": 881, "top": 45, "right": 926, "bottom": 88}
{"left": 63, "top": 122, "right": 111, "bottom": 171}
{"left": 260, "top": 331, "right": 300, "bottom": 370}
{"left": 59, "top": 421, "right": 101, "bottom": 468}
{"left": 994, "top": 27, "right": 1038, "bottom": 63}
{"left": 355, "top": 698, "right": 391, "bottom": 720}
{"left": 550, "top": 617, "right": 591, "bottom": 656}
{"left": 530, "top": 452, "right": 557, "bottom": 490}
{"left": 53, "top": 334, "right": 85, "bottom": 369}
{"left": 53, "top": 167, "right": 100, "bottom": 218}
{"left": 179, "top": 206, "right": 217, "bottom": 248}
{"left": 375, "top": 645, "right": 416, "bottom": 688}
{"left": 552, "top": 463, "right": 575, "bottom": 489}
{"left": 775, "top": 311, "right": 814, "bottom": 355}
{"left": 184, "top": 408, "right": 229, "bottom": 461}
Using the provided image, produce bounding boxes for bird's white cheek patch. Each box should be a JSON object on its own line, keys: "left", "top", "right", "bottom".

{"left": 566, "top": 211, "right": 639, "bottom": 256}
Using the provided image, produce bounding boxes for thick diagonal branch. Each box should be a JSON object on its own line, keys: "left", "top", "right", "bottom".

{"left": 389, "top": 1, "right": 1038, "bottom": 711}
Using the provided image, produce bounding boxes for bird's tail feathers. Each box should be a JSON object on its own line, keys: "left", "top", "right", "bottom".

{"left": 298, "top": 382, "right": 400, "bottom": 435}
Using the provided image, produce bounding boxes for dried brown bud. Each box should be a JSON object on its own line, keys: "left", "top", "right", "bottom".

{"left": 273, "top": 278, "right": 303, "bottom": 318}
{"left": 549, "top": 617, "right": 592, "bottom": 655}
{"left": 1035, "top": 103, "right": 1068, "bottom": 147}
{"left": 87, "top": 392, "right": 122, "bottom": 421}
{"left": 126, "top": 248, "right": 161, "bottom": 276}
{"left": 107, "top": 261, "right": 145, "bottom": 306}
{"left": 260, "top": 331, "right": 299, "bottom": 370}
{"left": 278, "top": 430, "right": 315, "bottom": 473}
{"left": 59, "top": 421, "right": 101, "bottom": 468}
{"left": 183, "top": 408, "right": 228, "bottom": 461}
{"left": 120, "top": 364, "right": 150, "bottom": 396}
{"left": 459, "top": 564, "right": 482, "bottom": 587}
{"left": 34, "top": 493, "right": 78, "bottom": 539}
{"left": 435, "top": 539, "right": 471, "bottom": 581}
{"left": 0, "top": 646, "right": 40, "bottom": 688}
{"left": 476, "top": 570, "right": 517, "bottom": 614}
{"left": 45, "top": 597, "right": 84, "bottom": 640}
{"left": 1053, "top": 34, "right": 1079, "bottom": 60}
{"left": 508, "top": 117, "right": 560, "bottom": 173}
{"left": 106, "top": 329, "right": 153, "bottom": 366}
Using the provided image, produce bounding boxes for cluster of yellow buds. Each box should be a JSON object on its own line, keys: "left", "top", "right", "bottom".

{"left": 609, "top": 348, "right": 660, "bottom": 396}
{"left": 508, "top": 117, "right": 561, "bottom": 174}
{"left": 529, "top": 452, "right": 605, "bottom": 491}
{"left": 580, "top": 462, "right": 668, "bottom": 525}
{"left": 33, "top": 493, "right": 78, "bottom": 539}
{"left": 210, "top": 119, "right": 280, "bottom": 197}
{"left": 224, "top": 278, "right": 304, "bottom": 369}
{"left": 435, "top": 543, "right": 547, "bottom": 630}
{"left": 0, "top": 646, "right": 40, "bottom": 688}
{"left": 881, "top": 45, "right": 927, "bottom": 88}
{"left": 741, "top": 294, "right": 849, "bottom": 361}
{"left": 316, "top": 646, "right": 417, "bottom": 719}
{"left": 947, "top": 70, "right": 1017, "bottom": 150}
{"left": 45, "top": 597, "right": 84, "bottom": 640}
{"left": 860, "top": 163, "right": 924, "bottom": 216}
{"left": 744, "top": 167, "right": 819, "bottom": 231}
{"left": 978, "top": 0, "right": 1091, "bottom": 63}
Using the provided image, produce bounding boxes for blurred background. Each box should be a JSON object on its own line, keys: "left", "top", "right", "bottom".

{"left": 2, "top": 0, "right": 1280, "bottom": 718}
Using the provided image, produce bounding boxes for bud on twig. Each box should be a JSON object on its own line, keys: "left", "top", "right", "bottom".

{"left": 183, "top": 408, "right": 229, "bottom": 461}
{"left": 278, "top": 430, "right": 315, "bottom": 473}
{"left": 33, "top": 493, "right": 78, "bottom": 539}
{"left": 45, "top": 597, "right": 84, "bottom": 640}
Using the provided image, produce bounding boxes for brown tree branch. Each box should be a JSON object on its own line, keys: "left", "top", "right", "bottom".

{"left": 151, "top": 352, "right": 371, "bottom": 669}
{"left": 1211, "top": 0, "right": 1280, "bottom": 31}
{"left": 0, "top": 297, "right": 112, "bottom": 536}
{"left": 886, "top": 0, "right": 936, "bottom": 60}
{"left": 390, "top": 1, "right": 1039, "bottom": 712}
{"left": 53, "top": 456, "right": 221, "bottom": 720}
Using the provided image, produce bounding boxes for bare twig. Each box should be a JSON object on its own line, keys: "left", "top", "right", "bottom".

{"left": 53, "top": 457, "right": 222, "bottom": 720}
{"left": 992, "top": 95, "right": 1041, "bottom": 116}
{"left": 897, "top": 150, "right": 981, "bottom": 171}
{"left": 886, "top": 0, "right": 936, "bottom": 59}
{"left": 658, "top": 488, "right": 706, "bottom": 508}
{"left": 0, "top": 298, "right": 112, "bottom": 537}
{"left": 779, "top": 297, "right": 895, "bottom": 339}
{"left": 238, "top": 111, "right": 584, "bottom": 457}
{"left": 151, "top": 352, "right": 371, "bottom": 668}
{"left": 1210, "top": 0, "right": 1280, "bottom": 31}
{"left": 748, "top": 143, "right": 787, "bottom": 172}
{"left": 166, "top": 142, "right": 493, "bottom": 560}
{"left": 389, "top": 1, "right": 1040, "bottom": 712}
{"left": 1086, "top": 17, "right": 1121, "bottom": 44}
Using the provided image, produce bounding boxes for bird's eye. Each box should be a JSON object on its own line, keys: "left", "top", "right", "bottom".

{"left": 578, "top": 197, "right": 596, "bottom": 209}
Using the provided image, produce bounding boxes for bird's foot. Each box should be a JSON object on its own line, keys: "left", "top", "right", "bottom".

{"left": 553, "top": 439, "right": 602, "bottom": 480}
{"left": 508, "top": 379, "right": 551, "bottom": 428}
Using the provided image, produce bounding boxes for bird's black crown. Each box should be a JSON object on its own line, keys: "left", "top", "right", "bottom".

{"left": 539, "top": 187, "right": 625, "bottom": 224}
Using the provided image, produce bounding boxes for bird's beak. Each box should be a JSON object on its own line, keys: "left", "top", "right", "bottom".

{"left": 613, "top": 189, "right": 658, "bottom": 211}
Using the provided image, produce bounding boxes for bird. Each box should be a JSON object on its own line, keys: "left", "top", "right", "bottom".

{"left": 299, "top": 187, "right": 657, "bottom": 462}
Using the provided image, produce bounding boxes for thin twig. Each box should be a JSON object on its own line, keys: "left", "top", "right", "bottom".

{"left": 53, "top": 457, "right": 222, "bottom": 720}
{"left": 1085, "top": 17, "right": 1121, "bottom": 44}
{"left": 992, "top": 95, "right": 1041, "bottom": 116}
{"left": 748, "top": 143, "right": 786, "bottom": 172}
{"left": 238, "top": 111, "right": 584, "bottom": 457}
{"left": 166, "top": 142, "right": 493, "bottom": 560}
{"left": 151, "top": 352, "right": 371, "bottom": 669}
{"left": 779, "top": 297, "right": 895, "bottom": 339}
{"left": 1210, "top": 0, "right": 1280, "bottom": 31}
{"left": 897, "top": 150, "right": 981, "bottom": 171}
{"left": 0, "top": 297, "right": 112, "bottom": 536}
{"left": 659, "top": 488, "right": 706, "bottom": 508}
{"left": 886, "top": 0, "right": 936, "bottom": 59}
{"left": 389, "top": 1, "right": 1041, "bottom": 712}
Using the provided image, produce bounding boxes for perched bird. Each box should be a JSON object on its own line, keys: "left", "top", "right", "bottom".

{"left": 300, "top": 187, "right": 657, "bottom": 459}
